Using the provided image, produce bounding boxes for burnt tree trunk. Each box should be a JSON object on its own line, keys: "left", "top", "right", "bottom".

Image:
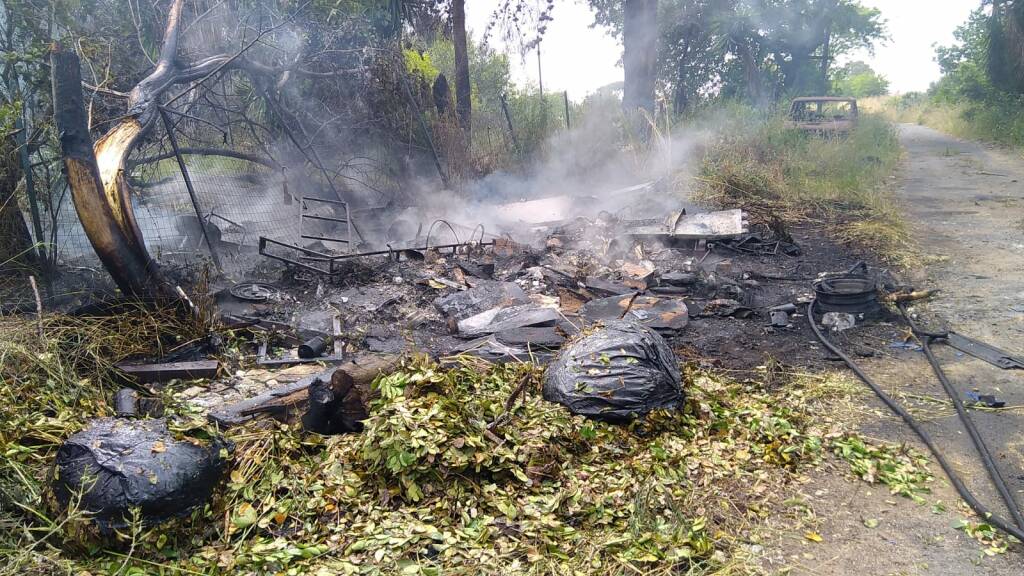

{"left": 452, "top": 0, "right": 471, "bottom": 135}
{"left": 623, "top": 0, "right": 658, "bottom": 117}
{"left": 50, "top": 46, "right": 169, "bottom": 298}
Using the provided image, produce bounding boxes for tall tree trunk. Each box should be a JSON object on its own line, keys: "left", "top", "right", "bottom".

{"left": 820, "top": 27, "right": 832, "bottom": 94}
{"left": 622, "top": 0, "right": 658, "bottom": 116}
{"left": 452, "top": 0, "right": 471, "bottom": 135}
{"left": 672, "top": 35, "right": 692, "bottom": 115}
{"left": 742, "top": 44, "right": 764, "bottom": 106}
{"left": 51, "top": 46, "right": 170, "bottom": 298}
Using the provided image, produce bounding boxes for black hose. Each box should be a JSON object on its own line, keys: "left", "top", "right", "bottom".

{"left": 897, "top": 305, "right": 1024, "bottom": 530}
{"left": 807, "top": 299, "right": 1024, "bottom": 542}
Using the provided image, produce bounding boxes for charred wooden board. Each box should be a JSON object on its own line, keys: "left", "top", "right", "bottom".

{"left": 117, "top": 360, "right": 219, "bottom": 384}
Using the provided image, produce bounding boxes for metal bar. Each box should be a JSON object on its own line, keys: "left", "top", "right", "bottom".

{"left": 945, "top": 332, "right": 1024, "bottom": 370}
{"left": 258, "top": 238, "right": 332, "bottom": 275}
{"left": 158, "top": 106, "right": 222, "bottom": 271}
{"left": 301, "top": 234, "right": 352, "bottom": 243}
{"left": 258, "top": 235, "right": 494, "bottom": 275}
{"left": 302, "top": 214, "right": 349, "bottom": 224}
{"left": 260, "top": 236, "right": 331, "bottom": 257}
{"left": 302, "top": 196, "right": 348, "bottom": 206}
{"left": 326, "top": 240, "right": 494, "bottom": 262}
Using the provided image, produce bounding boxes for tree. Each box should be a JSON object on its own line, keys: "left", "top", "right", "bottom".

{"left": 46, "top": 0, "right": 384, "bottom": 297}
{"left": 987, "top": 0, "right": 1024, "bottom": 94}
{"left": 622, "top": 0, "right": 659, "bottom": 115}
{"left": 933, "top": 7, "right": 1003, "bottom": 102}
{"left": 452, "top": 0, "right": 472, "bottom": 133}
{"left": 659, "top": 0, "right": 730, "bottom": 113}
{"left": 756, "top": 0, "right": 885, "bottom": 96}
{"left": 591, "top": 0, "right": 884, "bottom": 111}
{"left": 831, "top": 60, "right": 889, "bottom": 97}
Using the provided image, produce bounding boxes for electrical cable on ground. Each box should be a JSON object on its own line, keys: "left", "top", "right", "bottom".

{"left": 806, "top": 299, "right": 1024, "bottom": 542}
{"left": 896, "top": 304, "right": 1024, "bottom": 531}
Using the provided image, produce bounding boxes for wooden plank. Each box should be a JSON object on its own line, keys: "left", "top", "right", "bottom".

{"left": 117, "top": 360, "right": 219, "bottom": 383}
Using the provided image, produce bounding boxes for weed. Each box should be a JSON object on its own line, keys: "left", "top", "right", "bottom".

{"left": 871, "top": 95, "right": 1024, "bottom": 151}
{"left": 694, "top": 110, "right": 913, "bottom": 266}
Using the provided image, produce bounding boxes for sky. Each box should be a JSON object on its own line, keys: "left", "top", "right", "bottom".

{"left": 465, "top": 0, "right": 983, "bottom": 98}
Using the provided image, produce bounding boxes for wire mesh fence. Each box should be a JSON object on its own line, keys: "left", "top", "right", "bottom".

{"left": 8, "top": 69, "right": 590, "bottom": 298}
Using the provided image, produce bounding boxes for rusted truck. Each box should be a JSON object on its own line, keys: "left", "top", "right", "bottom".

{"left": 786, "top": 96, "right": 858, "bottom": 135}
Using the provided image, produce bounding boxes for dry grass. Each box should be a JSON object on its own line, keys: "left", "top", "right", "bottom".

{"left": 694, "top": 111, "right": 916, "bottom": 267}
{"left": 869, "top": 95, "right": 1024, "bottom": 154}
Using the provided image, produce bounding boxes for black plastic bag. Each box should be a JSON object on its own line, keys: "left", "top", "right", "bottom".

{"left": 51, "top": 418, "right": 229, "bottom": 529}
{"left": 543, "top": 321, "right": 684, "bottom": 423}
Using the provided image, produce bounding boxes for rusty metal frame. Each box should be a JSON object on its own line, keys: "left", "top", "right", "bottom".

{"left": 258, "top": 236, "right": 495, "bottom": 276}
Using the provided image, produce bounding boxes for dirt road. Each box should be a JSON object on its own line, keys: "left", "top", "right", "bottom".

{"left": 771, "top": 125, "right": 1024, "bottom": 574}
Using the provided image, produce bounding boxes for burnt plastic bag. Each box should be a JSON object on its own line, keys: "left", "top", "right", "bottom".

{"left": 51, "top": 418, "right": 229, "bottom": 529}
{"left": 543, "top": 321, "right": 684, "bottom": 423}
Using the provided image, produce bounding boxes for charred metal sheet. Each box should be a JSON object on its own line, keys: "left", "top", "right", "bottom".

{"left": 945, "top": 332, "right": 1024, "bottom": 370}
{"left": 579, "top": 295, "right": 689, "bottom": 335}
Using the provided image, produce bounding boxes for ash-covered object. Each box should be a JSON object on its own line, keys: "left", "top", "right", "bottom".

{"left": 51, "top": 418, "right": 229, "bottom": 529}
{"left": 543, "top": 321, "right": 685, "bottom": 423}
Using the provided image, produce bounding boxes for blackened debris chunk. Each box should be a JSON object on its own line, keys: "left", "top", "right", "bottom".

{"left": 51, "top": 418, "right": 229, "bottom": 530}
{"left": 457, "top": 304, "right": 561, "bottom": 337}
{"left": 433, "top": 281, "right": 528, "bottom": 321}
{"left": 543, "top": 321, "right": 685, "bottom": 423}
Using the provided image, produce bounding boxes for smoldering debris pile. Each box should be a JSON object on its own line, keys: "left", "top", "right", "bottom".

{"left": 50, "top": 195, "right": 818, "bottom": 529}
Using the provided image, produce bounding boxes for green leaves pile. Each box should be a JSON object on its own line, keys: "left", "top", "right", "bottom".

{"left": 3, "top": 348, "right": 843, "bottom": 575}
{"left": 193, "top": 357, "right": 829, "bottom": 575}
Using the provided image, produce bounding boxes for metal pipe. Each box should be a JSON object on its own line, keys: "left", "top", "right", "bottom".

{"left": 158, "top": 106, "right": 222, "bottom": 271}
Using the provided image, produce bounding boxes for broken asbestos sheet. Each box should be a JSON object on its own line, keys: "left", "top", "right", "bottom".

{"left": 434, "top": 281, "right": 529, "bottom": 321}
{"left": 626, "top": 208, "right": 748, "bottom": 240}
{"left": 457, "top": 303, "right": 561, "bottom": 337}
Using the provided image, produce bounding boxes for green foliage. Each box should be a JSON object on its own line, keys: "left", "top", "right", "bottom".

{"left": 831, "top": 61, "right": 889, "bottom": 97}
{"left": 831, "top": 434, "right": 933, "bottom": 503}
{"left": 0, "top": 314, "right": 848, "bottom": 574}
{"left": 404, "top": 48, "right": 440, "bottom": 83}
{"left": 875, "top": 5, "right": 1024, "bottom": 150}
{"left": 590, "top": 0, "right": 886, "bottom": 108}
